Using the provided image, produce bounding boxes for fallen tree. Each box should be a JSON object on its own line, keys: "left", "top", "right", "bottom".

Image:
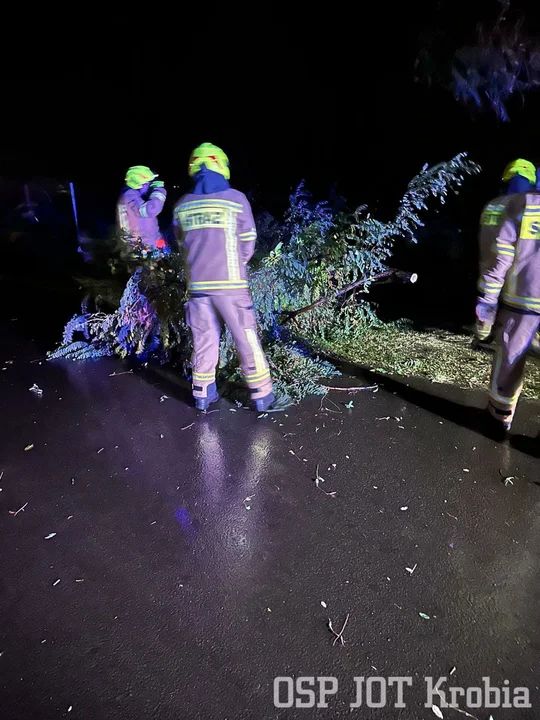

{"left": 49, "top": 153, "right": 481, "bottom": 402}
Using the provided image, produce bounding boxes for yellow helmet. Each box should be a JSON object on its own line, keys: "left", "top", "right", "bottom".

{"left": 125, "top": 165, "right": 157, "bottom": 189}
{"left": 188, "top": 143, "right": 230, "bottom": 180}
{"left": 501, "top": 159, "right": 536, "bottom": 186}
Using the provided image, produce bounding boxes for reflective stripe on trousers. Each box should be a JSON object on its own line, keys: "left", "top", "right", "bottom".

{"left": 185, "top": 291, "right": 272, "bottom": 400}
{"left": 487, "top": 308, "right": 540, "bottom": 424}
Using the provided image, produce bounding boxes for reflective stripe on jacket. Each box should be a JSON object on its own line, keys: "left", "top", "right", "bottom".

{"left": 477, "top": 193, "right": 540, "bottom": 314}
{"left": 173, "top": 189, "right": 257, "bottom": 294}
{"left": 116, "top": 186, "right": 167, "bottom": 247}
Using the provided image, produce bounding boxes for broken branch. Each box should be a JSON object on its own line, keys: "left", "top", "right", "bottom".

{"left": 281, "top": 269, "right": 417, "bottom": 324}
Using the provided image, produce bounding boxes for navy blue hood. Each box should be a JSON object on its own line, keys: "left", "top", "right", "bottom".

{"left": 191, "top": 166, "right": 230, "bottom": 195}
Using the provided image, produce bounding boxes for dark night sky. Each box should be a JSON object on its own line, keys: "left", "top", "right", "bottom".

{"left": 3, "top": 1, "right": 540, "bottom": 216}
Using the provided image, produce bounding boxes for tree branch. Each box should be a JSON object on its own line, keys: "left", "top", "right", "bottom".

{"left": 280, "top": 269, "right": 417, "bottom": 324}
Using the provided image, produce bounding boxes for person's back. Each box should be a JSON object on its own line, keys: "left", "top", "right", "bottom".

{"left": 173, "top": 143, "right": 277, "bottom": 412}
{"left": 175, "top": 187, "right": 256, "bottom": 294}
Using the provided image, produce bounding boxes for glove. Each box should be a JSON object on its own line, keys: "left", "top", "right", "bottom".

{"left": 475, "top": 300, "right": 496, "bottom": 340}
{"left": 150, "top": 179, "right": 165, "bottom": 190}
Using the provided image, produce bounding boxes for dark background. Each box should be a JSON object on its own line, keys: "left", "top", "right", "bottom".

{"left": 1, "top": 0, "right": 539, "bottom": 329}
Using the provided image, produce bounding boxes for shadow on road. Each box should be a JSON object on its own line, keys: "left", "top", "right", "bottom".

{"left": 332, "top": 357, "right": 540, "bottom": 461}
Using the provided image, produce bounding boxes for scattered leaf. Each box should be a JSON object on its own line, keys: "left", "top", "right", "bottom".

{"left": 345, "top": 401, "right": 354, "bottom": 409}
{"left": 419, "top": 612, "right": 430, "bottom": 620}
{"left": 432, "top": 705, "right": 444, "bottom": 719}
{"left": 29, "top": 384, "right": 43, "bottom": 397}
{"left": 24, "top": 444, "right": 34, "bottom": 451}
{"left": 400, "top": 506, "right": 408, "bottom": 511}
{"left": 321, "top": 601, "right": 327, "bottom": 608}
{"left": 159, "top": 395, "right": 169, "bottom": 402}
{"left": 44, "top": 533, "right": 56, "bottom": 540}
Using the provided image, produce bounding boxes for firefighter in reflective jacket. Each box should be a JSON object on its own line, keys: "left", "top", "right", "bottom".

{"left": 173, "top": 143, "right": 276, "bottom": 412}
{"left": 475, "top": 189, "right": 540, "bottom": 430}
{"left": 117, "top": 165, "right": 167, "bottom": 252}
{"left": 475, "top": 158, "right": 536, "bottom": 348}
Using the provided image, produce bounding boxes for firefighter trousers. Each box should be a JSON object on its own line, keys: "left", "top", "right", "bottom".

{"left": 185, "top": 290, "right": 273, "bottom": 402}
{"left": 488, "top": 308, "right": 540, "bottom": 425}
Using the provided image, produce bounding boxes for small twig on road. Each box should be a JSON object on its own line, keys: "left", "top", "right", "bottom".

{"left": 109, "top": 370, "right": 134, "bottom": 377}
{"left": 289, "top": 450, "right": 304, "bottom": 463}
{"left": 434, "top": 689, "right": 478, "bottom": 719}
{"left": 181, "top": 423, "right": 195, "bottom": 431}
{"left": 319, "top": 394, "right": 343, "bottom": 414}
{"left": 321, "top": 384, "right": 378, "bottom": 393}
{"left": 328, "top": 613, "right": 350, "bottom": 646}
{"left": 9, "top": 502, "right": 28, "bottom": 516}
{"left": 314, "top": 465, "right": 337, "bottom": 497}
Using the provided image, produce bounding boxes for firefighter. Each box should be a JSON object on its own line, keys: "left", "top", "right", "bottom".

{"left": 475, "top": 186, "right": 540, "bottom": 433}
{"left": 474, "top": 158, "right": 536, "bottom": 349}
{"left": 173, "top": 143, "right": 276, "bottom": 411}
{"left": 117, "top": 166, "right": 168, "bottom": 253}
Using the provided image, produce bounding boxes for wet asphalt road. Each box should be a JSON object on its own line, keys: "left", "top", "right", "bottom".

{"left": 1, "top": 317, "right": 540, "bottom": 720}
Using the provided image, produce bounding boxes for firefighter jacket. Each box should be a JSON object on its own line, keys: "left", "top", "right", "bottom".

{"left": 173, "top": 189, "right": 257, "bottom": 294}
{"left": 477, "top": 192, "right": 540, "bottom": 315}
{"left": 116, "top": 185, "right": 167, "bottom": 248}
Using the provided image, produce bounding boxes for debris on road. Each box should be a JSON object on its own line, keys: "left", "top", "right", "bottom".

{"left": 499, "top": 470, "right": 517, "bottom": 486}
{"left": 328, "top": 613, "right": 350, "bottom": 646}
{"left": 44, "top": 533, "right": 56, "bottom": 540}
{"left": 314, "top": 465, "right": 337, "bottom": 497}
{"left": 405, "top": 564, "right": 417, "bottom": 575}
{"left": 24, "top": 444, "right": 34, "bottom": 451}
{"left": 9, "top": 502, "right": 28, "bottom": 516}
{"left": 431, "top": 705, "right": 444, "bottom": 719}
{"left": 53, "top": 579, "right": 61, "bottom": 587}
{"left": 29, "top": 383, "right": 43, "bottom": 397}
{"left": 159, "top": 395, "right": 169, "bottom": 402}
{"left": 181, "top": 423, "right": 195, "bottom": 431}
{"left": 419, "top": 612, "right": 430, "bottom": 620}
